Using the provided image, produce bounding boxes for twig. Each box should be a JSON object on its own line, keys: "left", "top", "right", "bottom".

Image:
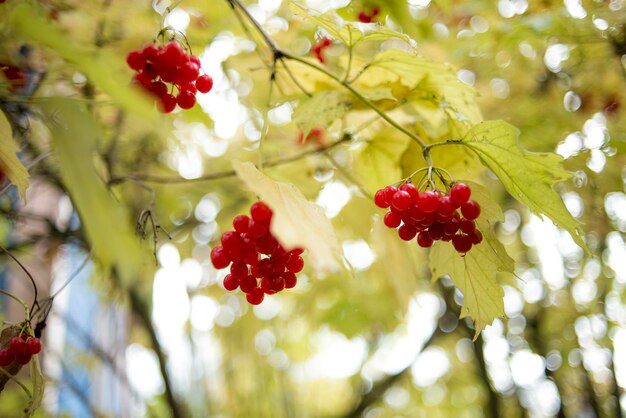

{"left": 0, "top": 245, "right": 39, "bottom": 313}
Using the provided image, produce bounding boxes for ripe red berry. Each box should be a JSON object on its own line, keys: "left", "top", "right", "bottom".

{"left": 270, "top": 277, "right": 286, "bottom": 292}
{"left": 0, "top": 348, "right": 14, "bottom": 367}
{"left": 443, "top": 219, "right": 459, "bottom": 235}
{"left": 469, "top": 229, "right": 483, "bottom": 245}
{"left": 258, "top": 258, "right": 275, "bottom": 277}
{"left": 450, "top": 182, "right": 471, "bottom": 206}
{"left": 383, "top": 211, "right": 402, "bottom": 228}
{"left": 428, "top": 223, "right": 445, "bottom": 240}
{"left": 176, "top": 90, "right": 196, "bottom": 109}
{"left": 149, "top": 81, "right": 168, "bottom": 97}
{"left": 248, "top": 219, "right": 269, "bottom": 239}
{"left": 398, "top": 224, "right": 417, "bottom": 241}
{"left": 287, "top": 255, "right": 304, "bottom": 273}
{"left": 437, "top": 195, "right": 455, "bottom": 217}
{"left": 459, "top": 218, "right": 476, "bottom": 234}
{"left": 14, "top": 351, "right": 31, "bottom": 365}
{"left": 400, "top": 183, "right": 419, "bottom": 201}
{"left": 162, "top": 41, "right": 185, "bottom": 63}
{"left": 179, "top": 82, "right": 197, "bottom": 95}
{"left": 190, "top": 55, "right": 202, "bottom": 67}
{"left": 374, "top": 189, "right": 390, "bottom": 208}
{"left": 210, "top": 245, "right": 231, "bottom": 269}
{"left": 453, "top": 234, "right": 473, "bottom": 253}
{"left": 221, "top": 231, "right": 242, "bottom": 250}
{"left": 126, "top": 50, "right": 144, "bottom": 71}
{"left": 417, "top": 231, "right": 434, "bottom": 248}
{"left": 233, "top": 215, "right": 250, "bottom": 233}
{"left": 196, "top": 74, "right": 213, "bottom": 93}
{"left": 179, "top": 62, "right": 200, "bottom": 84}
{"left": 230, "top": 262, "right": 248, "bottom": 278}
{"left": 142, "top": 44, "right": 160, "bottom": 62}
{"left": 158, "top": 94, "right": 177, "bottom": 113}
{"left": 240, "top": 275, "right": 258, "bottom": 293}
{"left": 25, "top": 337, "right": 42, "bottom": 356}
{"left": 246, "top": 287, "right": 265, "bottom": 305}
{"left": 250, "top": 201, "right": 273, "bottom": 224}
{"left": 9, "top": 336, "right": 26, "bottom": 354}
{"left": 391, "top": 190, "right": 412, "bottom": 211}
{"left": 419, "top": 191, "right": 439, "bottom": 213}
{"left": 461, "top": 200, "right": 481, "bottom": 220}
{"left": 283, "top": 272, "right": 297, "bottom": 289}
{"left": 223, "top": 274, "right": 240, "bottom": 291}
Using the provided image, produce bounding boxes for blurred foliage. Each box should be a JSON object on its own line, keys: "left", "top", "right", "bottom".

{"left": 0, "top": 0, "right": 625, "bottom": 417}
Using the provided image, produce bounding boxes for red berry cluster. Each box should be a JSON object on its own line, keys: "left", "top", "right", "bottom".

{"left": 296, "top": 127, "right": 325, "bottom": 146}
{"left": 210, "top": 202, "right": 304, "bottom": 305}
{"left": 358, "top": 6, "right": 381, "bottom": 23}
{"left": 312, "top": 38, "right": 332, "bottom": 63}
{"left": 0, "top": 334, "right": 42, "bottom": 367}
{"left": 126, "top": 41, "right": 213, "bottom": 113}
{"left": 375, "top": 182, "right": 483, "bottom": 254}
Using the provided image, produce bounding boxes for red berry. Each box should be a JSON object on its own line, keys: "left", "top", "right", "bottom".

{"left": 158, "top": 94, "right": 177, "bottom": 113}
{"left": 248, "top": 219, "right": 269, "bottom": 239}
{"left": 230, "top": 262, "right": 248, "bottom": 278}
{"left": 179, "top": 62, "right": 200, "bottom": 84}
{"left": 196, "top": 74, "right": 213, "bottom": 93}
{"left": 9, "top": 336, "right": 26, "bottom": 354}
{"left": 25, "top": 337, "right": 41, "bottom": 356}
{"left": 149, "top": 81, "right": 168, "bottom": 97}
{"left": 417, "top": 231, "right": 434, "bottom": 248}
{"left": 246, "top": 287, "right": 265, "bottom": 305}
{"left": 0, "top": 348, "right": 13, "bottom": 367}
{"left": 443, "top": 219, "right": 459, "bottom": 235}
{"left": 162, "top": 41, "right": 185, "bottom": 63}
{"left": 223, "top": 274, "right": 240, "bottom": 291}
{"left": 233, "top": 215, "right": 250, "bottom": 233}
{"left": 270, "top": 277, "right": 286, "bottom": 292}
{"left": 250, "top": 201, "right": 273, "bottom": 224}
{"left": 287, "top": 255, "right": 304, "bottom": 273}
{"left": 258, "top": 258, "right": 275, "bottom": 277}
{"left": 453, "top": 234, "right": 473, "bottom": 253}
{"left": 142, "top": 44, "right": 160, "bottom": 62}
{"left": 374, "top": 189, "right": 390, "bottom": 208}
{"left": 210, "top": 245, "right": 230, "bottom": 269}
{"left": 428, "top": 223, "right": 445, "bottom": 240}
{"left": 419, "top": 191, "right": 439, "bottom": 213}
{"left": 290, "top": 248, "right": 305, "bottom": 256}
{"left": 383, "top": 211, "right": 402, "bottom": 228}
{"left": 391, "top": 190, "right": 412, "bottom": 211}
{"left": 283, "top": 272, "right": 297, "bottom": 288}
{"left": 260, "top": 277, "right": 275, "bottom": 294}
{"left": 240, "top": 275, "right": 258, "bottom": 293}
{"left": 437, "top": 195, "right": 455, "bottom": 217}
{"left": 459, "top": 218, "right": 476, "bottom": 234}
{"left": 14, "top": 351, "right": 31, "bottom": 365}
{"left": 358, "top": 11, "right": 372, "bottom": 23}
{"left": 450, "top": 182, "right": 471, "bottom": 206}
{"left": 176, "top": 90, "right": 196, "bottom": 109}
{"left": 400, "top": 183, "right": 419, "bottom": 201}
{"left": 126, "top": 50, "right": 144, "bottom": 71}
{"left": 179, "top": 82, "right": 197, "bottom": 95}
{"left": 469, "top": 229, "right": 483, "bottom": 245}
{"left": 398, "top": 224, "right": 417, "bottom": 241}
{"left": 257, "top": 235, "right": 279, "bottom": 255}
{"left": 221, "top": 231, "right": 242, "bottom": 250}
{"left": 190, "top": 55, "right": 202, "bottom": 67}
{"left": 461, "top": 200, "right": 481, "bottom": 220}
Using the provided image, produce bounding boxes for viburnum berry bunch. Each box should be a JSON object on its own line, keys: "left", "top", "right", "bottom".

{"left": 375, "top": 181, "right": 483, "bottom": 254}
{"left": 312, "top": 37, "right": 332, "bottom": 63}
{"left": 358, "top": 6, "right": 381, "bottom": 23}
{"left": 126, "top": 40, "right": 213, "bottom": 113}
{"left": 0, "top": 333, "right": 42, "bottom": 367}
{"left": 210, "top": 201, "right": 304, "bottom": 305}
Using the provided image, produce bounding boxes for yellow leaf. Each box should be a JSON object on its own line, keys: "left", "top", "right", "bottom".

{"left": 232, "top": 161, "right": 341, "bottom": 272}
{"left": 0, "top": 111, "right": 29, "bottom": 199}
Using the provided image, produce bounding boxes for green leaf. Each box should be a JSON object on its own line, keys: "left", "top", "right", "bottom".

{"left": 353, "top": 129, "right": 410, "bottom": 193}
{"left": 23, "top": 356, "right": 44, "bottom": 417}
{"left": 430, "top": 242, "right": 506, "bottom": 339}
{"left": 3, "top": 3, "right": 156, "bottom": 120}
{"left": 461, "top": 120, "right": 587, "bottom": 251}
{"left": 293, "top": 90, "right": 352, "bottom": 137}
{"left": 232, "top": 161, "right": 342, "bottom": 272}
{"left": 0, "top": 111, "right": 29, "bottom": 199}
{"left": 40, "top": 99, "right": 145, "bottom": 286}
{"left": 289, "top": 2, "right": 411, "bottom": 46}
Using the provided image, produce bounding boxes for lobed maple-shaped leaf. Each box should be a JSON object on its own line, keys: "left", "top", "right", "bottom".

{"left": 461, "top": 120, "right": 587, "bottom": 251}
{"left": 0, "top": 112, "right": 29, "bottom": 199}
{"left": 232, "top": 161, "right": 342, "bottom": 272}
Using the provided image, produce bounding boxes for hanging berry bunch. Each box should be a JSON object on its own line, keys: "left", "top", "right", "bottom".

{"left": 211, "top": 202, "right": 305, "bottom": 306}
{"left": 312, "top": 37, "right": 333, "bottom": 63}
{"left": 126, "top": 39, "right": 213, "bottom": 113}
{"left": 375, "top": 178, "right": 483, "bottom": 254}
{"left": 357, "top": 6, "right": 381, "bottom": 23}
{"left": 0, "top": 330, "right": 42, "bottom": 368}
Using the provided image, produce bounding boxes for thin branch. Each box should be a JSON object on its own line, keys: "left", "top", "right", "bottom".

{"left": 0, "top": 245, "right": 39, "bottom": 314}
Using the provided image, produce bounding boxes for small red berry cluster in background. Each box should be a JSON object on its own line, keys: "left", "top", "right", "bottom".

{"left": 296, "top": 127, "right": 325, "bottom": 146}
{"left": 375, "top": 182, "right": 483, "bottom": 254}
{"left": 358, "top": 6, "right": 381, "bottom": 23}
{"left": 126, "top": 40, "right": 213, "bottom": 113}
{"left": 210, "top": 202, "right": 304, "bottom": 305}
{"left": 312, "top": 37, "right": 332, "bottom": 63}
{"left": 0, "top": 334, "right": 42, "bottom": 367}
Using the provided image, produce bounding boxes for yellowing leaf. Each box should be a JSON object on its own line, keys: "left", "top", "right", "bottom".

{"left": 0, "top": 111, "right": 29, "bottom": 199}
{"left": 3, "top": 3, "right": 155, "bottom": 120}
{"left": 353, "top": 130, "right": 411, "bottom": 193}
{"left": 41, "top": 99, "right": 145, "bottom": 286}
{"left": 233, "top": 161, "right": 341, "bottom": 272}
{"left": 293, "top": 90, "right": 352, "bottom": 137}
{"left": 461, "top": 120, "right": 587, "bottom": 251}
{"left": 430, "top": 243, "right": 506, "bottom": 339}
